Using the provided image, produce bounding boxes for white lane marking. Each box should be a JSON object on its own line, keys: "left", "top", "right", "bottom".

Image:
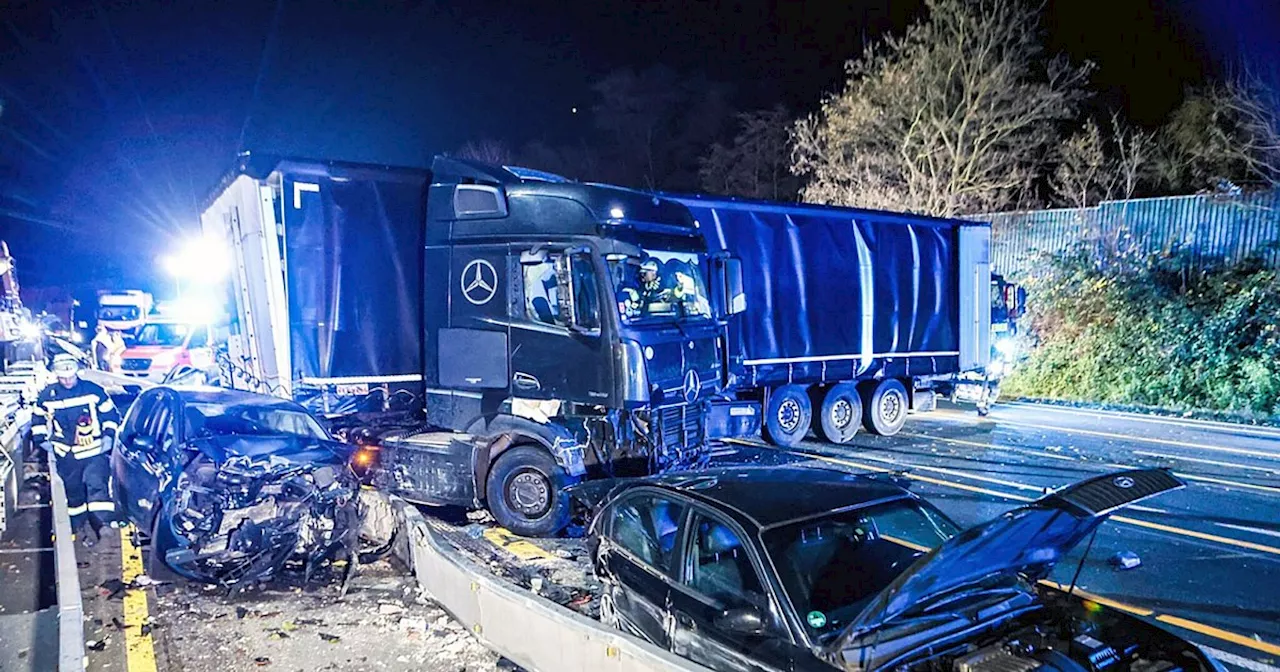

{"left": 1004, "top": 401, "right": 1280, "bottom": 438}
{"left": 997, "top": 419, "right": 1280, "bottom": 461}
{"left": 0, "top": 547, "right": 53, "bottom": 555}
{"left": 1133, "top": 451, "right": 1279, "bottom": 474}
{"left": 1200, "top": 646, "right": 1280, "bottom": 672}
{"left": 1215, "top": 523, "right": 1280, "bottom": 540}
{"left": 1129, "top": 504, "right": 1170, "bottom": 514}
{"left": 826, "top": 449, "right": 1049, "bottom": 493}
{"left": 900, "top": 431, "right": 1081, "bottom": 462}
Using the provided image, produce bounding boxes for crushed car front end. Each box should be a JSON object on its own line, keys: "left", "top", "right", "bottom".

{"left": 153, "top": 438, "right": 362, "bottom": 587}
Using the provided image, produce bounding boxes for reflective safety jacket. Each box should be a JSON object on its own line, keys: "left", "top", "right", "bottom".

{"left": 31, "top": 379, "right": 120, "bottom": 460}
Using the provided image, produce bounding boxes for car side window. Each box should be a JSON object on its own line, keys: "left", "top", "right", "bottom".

{"left": 122, "top": 391, "right": 158, "bottom": 443}
{"left": 686, "top": 513, "right": 767, "bottom": 609}
{"left": 608, "top": 494, "right": 687, "bottom": 575}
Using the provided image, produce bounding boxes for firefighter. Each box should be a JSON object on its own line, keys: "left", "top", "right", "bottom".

{"left": 90, "top": 325, "right": 111, "bottom": 370}
{"left": 31, "top": 353, "right": 121, "bottom": 546}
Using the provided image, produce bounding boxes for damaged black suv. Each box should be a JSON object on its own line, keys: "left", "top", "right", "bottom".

{"left": 112, "top": 386, "right": 363, "bottom": 586}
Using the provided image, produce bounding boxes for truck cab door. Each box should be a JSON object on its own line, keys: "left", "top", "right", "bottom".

{"left": 508, "top": 246, "right": 613, "bottom": 403}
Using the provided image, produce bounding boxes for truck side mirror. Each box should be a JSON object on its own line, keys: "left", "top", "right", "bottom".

{"left": 554, "top": 254, "right": 576, "bottom": 327}
{"left": 724, "top": 258, "right": 746, "bottom": 315}
{"left": 520, "top": 249, "right": 549, "bottom": 266}
{"left": 1015, "top": 287, "right": 1027, "bottom": 317}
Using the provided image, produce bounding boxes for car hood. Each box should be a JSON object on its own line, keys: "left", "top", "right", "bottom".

{"left": 194, "top": 434, "right": 352, "bottom": 467}
{"left": 837, "top": 469, "right": 1184, "bottom": 644}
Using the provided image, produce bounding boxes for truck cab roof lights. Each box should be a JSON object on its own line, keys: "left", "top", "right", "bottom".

{"left": 609, "top": 207, "right": 625, "bottom": 220}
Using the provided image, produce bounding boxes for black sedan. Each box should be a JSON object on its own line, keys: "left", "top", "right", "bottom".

{"left": 586, "top": 465, "right": 1223, "bottom": 672}
{"left": 112, "top": 386, "right": 362, "bottom": 585}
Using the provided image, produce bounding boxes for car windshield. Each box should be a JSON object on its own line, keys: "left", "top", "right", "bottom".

{"left": 98, "top": 305, "right": 141, "bottom": 321}
{"left": 762, "top": 500, "right": 960, "bottom": 641}
{"left": 607, "top": 250, "right": 712, "bottom": 325}
{"left": 184, "top": 402, "right": 329, "bottom": 441}
{"left": 136, "top": 323, "right": 190, "bottom": 347}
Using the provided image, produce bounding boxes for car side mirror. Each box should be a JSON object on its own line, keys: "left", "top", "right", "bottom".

{"left": 714, "top": 606, "right": 768, "bottom": 636}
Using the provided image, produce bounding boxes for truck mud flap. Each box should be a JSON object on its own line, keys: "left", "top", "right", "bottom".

{"left": 391, "top": 497, "right": 711, "bottom": 672}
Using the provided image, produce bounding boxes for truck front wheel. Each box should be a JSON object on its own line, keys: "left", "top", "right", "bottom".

{"left": 812, "top": 383, "right": 862, "bottom": 444}
{"left": 485, "top": 445, "right": 575, "bottom": 537}
{"left": 763, "top": 384, "right": 811, "bottom": 448}
{"left": 862, "top": 379, "right": 909, "bottom": 436}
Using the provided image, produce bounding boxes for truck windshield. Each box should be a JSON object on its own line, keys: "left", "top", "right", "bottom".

{"left": 136, "top": 323, "right": 191, "bottom": 347}
{"left": 608, "top": 250, "right": 712, "bottom": 325}
{"left": 98, "top": 306, "right": 141, "bottom": 321}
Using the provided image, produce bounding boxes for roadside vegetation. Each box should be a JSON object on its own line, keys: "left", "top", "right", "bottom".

{"left": 1003, "top": 250, "right": 1280, "bottom": 419}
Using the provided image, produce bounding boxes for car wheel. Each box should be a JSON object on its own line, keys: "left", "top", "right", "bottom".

{"left": 145, "top": 500, "right": 183, "bottom": 583}
{"left": 763, "top": 384, "right": 811, "bottom": 447}
{"left": 812, "top": 383, "right": 862, "bottom": 444}
{"left": 862, "top": 379, "right": 909, "bottom": 436}
{"left": 485, "top": 445, "right": 576, "bottom": 538}
{"left": 598, "top": 589, "right": 620, "bottom": 629}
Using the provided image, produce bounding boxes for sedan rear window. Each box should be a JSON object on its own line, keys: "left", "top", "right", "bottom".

{"left": 762, "top": 501, "right": 959, "bottom": 639}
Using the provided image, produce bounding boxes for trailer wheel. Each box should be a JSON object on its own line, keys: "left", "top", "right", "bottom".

{"left": 485, "top": 445, "right": 575, "bottom": 537}
{"left": 763, "top": 384, "right": 811, "bottom": 447}
{"left": 862, "top": 379, "right": 909, "bottom": 436}
{"left": 812, "top": 383, "right": 862, "bottom": 444}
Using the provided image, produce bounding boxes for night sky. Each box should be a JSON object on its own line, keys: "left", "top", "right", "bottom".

{"left": 1, "top": 0, "right": 1275, "bottom": 296}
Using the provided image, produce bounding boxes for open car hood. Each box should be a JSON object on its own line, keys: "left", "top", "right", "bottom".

{"left": 838, "top": 469, "right": 1184, "bottom": 644}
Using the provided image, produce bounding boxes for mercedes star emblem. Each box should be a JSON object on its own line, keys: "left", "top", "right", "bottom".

{"left": 461, "top": 259, "right": 498, "bottom": 305}
{"left": 1113, "top": 476, "right": 1135, "bottom": 489}
{"left": 683, "top": 369, "right": 700, "bottom": 403}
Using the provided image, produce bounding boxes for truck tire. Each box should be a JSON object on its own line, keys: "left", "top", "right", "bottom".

{"left": 763, "top": 384, "right": 811, "bottom": 447}
{"left": 485, "top": 445, "right": 576, "bottom": 538}
{"left": 862, "top": 379, "right": 909, "bottom": 436}
{"left": 812, "top": 383, "right": 862, "bottom": 444}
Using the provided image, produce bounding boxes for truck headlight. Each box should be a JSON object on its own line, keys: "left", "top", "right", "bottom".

{"left": 19, "top": 321, "right": 42, "bottom": 340}
{"left": 987, "top": 360, "right": 1006, "bottom": 377}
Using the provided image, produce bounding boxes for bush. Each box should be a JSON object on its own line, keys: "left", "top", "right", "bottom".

{"left": 1003, "top": 250, "right": 1280, "bottom": 418}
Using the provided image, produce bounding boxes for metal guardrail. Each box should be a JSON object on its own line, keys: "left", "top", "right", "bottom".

{"left": 392, "top": 497, "right": 712, "bottom": 672}
{"left": 48, "top": 449, "right": 87, "bottom": 671}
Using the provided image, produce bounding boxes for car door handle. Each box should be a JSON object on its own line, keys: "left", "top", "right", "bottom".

{"left": 513, "top": 372, "right": 541, "bottom": 391}
{"left": 675, "top": 612, "right": 695, "bottom": 628}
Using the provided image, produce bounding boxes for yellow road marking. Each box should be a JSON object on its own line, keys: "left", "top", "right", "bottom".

{"left": 1037, "top": 580, "right": 1155, "bottom": 616}
{"left": 1156, "top": 615, "right": 1280, "bottom": 657}
{"left": 997, "top": 419, "right": 1280, "bottom": 461}
{"left": 482, "top": 527, "right": 556, "bottom": 562}
{"left": 121, "top": 524, "right": 157, "bottom": 672}
{"left": 881, "top": 535, "right": 931, "bottom": 553}
{"left": 1110, "top": 516, "right": 1280, "bottom": 555}
{"left": 1133, "top": 451, "right": 1278, "bottom": 474}
{"left": 847, "top": 451, "right": 1047, "bottom": 492}
{"left": 900, "top": 431, "right": 1081, "bottom": 461}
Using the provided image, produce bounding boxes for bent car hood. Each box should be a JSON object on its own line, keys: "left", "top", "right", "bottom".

{"left": 196, "top": 434, "right": 351, "bottom": 467}
{"left": 839, "top": 469, "right": 1184, "bottom": 642}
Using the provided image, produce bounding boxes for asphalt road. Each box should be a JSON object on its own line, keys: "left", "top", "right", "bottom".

{"left": 720, "top": 401, "right": 1280, "bottom": 672}
{"left": 0, "top": 461, "right": 56, "bottom": 672}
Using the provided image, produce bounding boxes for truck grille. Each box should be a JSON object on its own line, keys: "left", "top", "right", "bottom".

{"left": 120, "top": 358, "right": 151, "bottom": 371}
{"left": 655, "top": 403, "right": 704, "bottom": 453}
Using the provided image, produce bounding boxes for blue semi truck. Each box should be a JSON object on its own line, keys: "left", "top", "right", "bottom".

{"left": 673, "top": 194, "right": 994, "bottom": 447}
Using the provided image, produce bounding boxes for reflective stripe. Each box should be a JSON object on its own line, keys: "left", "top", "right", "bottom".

{"left": 42, "top": 394, "right": 102, "bottom": 410}
{"left": 101, "top": 421, "right": 120, "bottom": 432}
{"left": 87, "top": 501, "right": 116, "bottom": 513}
{"left": 98, "top": 399, "right": 116, "bottom": 413}
{"left": 67, "top": 503, "right": 88, "bottom": 516}
{"left": 31, "top": 425, "right": 49, "bottom": 436}
{"left": 31, "top": 405, "right": 49, "bottom": 417}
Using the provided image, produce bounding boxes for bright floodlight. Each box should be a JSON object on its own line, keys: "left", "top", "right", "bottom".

{"left": 163, "top": 235, "right": 231, "bottom": 284}
{"left": 609, "top": 207, "right": 625, "bottom": 219}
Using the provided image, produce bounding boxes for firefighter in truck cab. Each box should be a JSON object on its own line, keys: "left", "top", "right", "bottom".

{"left": 32, "top": 354, "right": 121, "bottom": 546}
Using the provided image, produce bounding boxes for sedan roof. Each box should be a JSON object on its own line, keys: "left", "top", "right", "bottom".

{"left": 634, "top": 464, "right": 913, "bottom": 530}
